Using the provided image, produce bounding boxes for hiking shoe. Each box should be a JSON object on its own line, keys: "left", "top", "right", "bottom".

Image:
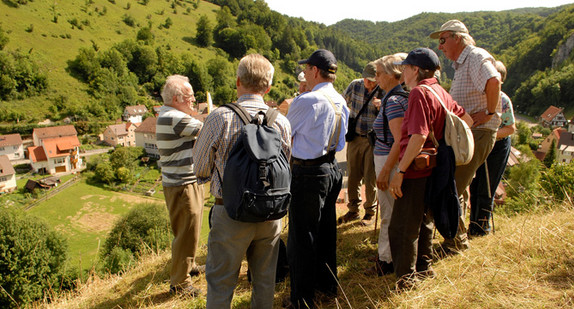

{"left": 170, "top": 285, "right": 202, "bottom": 297}
{"left": 337, "top": 211, "right": 360, "bottom": 225}
{"left": 416, "top": 268, "right": 436, "bottom": 280}
{"left": 365, "top": 259, "right": 394, "bottom": 276}
{"left": 189, "top": 264, "right": 205, "bottom": 277}
{"left": 359, "top": 213, "right": 375, "bottom": 226}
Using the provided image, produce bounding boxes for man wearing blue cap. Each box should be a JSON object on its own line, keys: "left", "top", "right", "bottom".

{"left": 286, "top": 49, "right": 350, "bottom": 308}
{"left": 430, "top": 20, "right": 501, "bottom": 253}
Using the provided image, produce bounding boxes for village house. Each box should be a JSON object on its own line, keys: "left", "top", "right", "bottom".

{"left": 539, "top": 105, "right": 567, "bottom": 128}
{"left": 0, "top": 133, "right": 24, "bottom": 161}
{"left": 134, "top": 117, "right": 159, "bottom": 159}
{"left": 557, "top": 131, "right": 574, "bottom": 164}
{"left": 278, "top": 98, "right": 293, "bottom": 116}
{"left": 122, "top": 105, "right": 148, "bottom": 124}
{"left": 539, "top": 127, "right": 566, "bottom": 155}
{"left": 28, "top": 125, "right": 82, "bottom": 175}
{"left": 0, "top": 155, "right": 17, "bottom": 193}
{"left": 102, "top": 122, "right": 138, "bottom": 147}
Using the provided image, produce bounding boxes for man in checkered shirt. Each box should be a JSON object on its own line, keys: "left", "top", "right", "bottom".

{"left": 430, "top": 20, "right": 502, "bottom": 254}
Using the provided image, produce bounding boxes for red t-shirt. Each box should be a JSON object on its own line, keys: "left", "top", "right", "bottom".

{"left": 399, "top": 78, "right": 466, "bottom": 179}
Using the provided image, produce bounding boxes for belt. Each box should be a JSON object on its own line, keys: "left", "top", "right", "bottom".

{"left": 215, "top": 198, "right": 224, "bottom": 205}
{"left": 291, "top": 151, "right": 335, "bottom": 166}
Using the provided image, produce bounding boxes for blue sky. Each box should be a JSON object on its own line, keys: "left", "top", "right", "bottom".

{"left": 265, "top": 0, "right": 574, "bottom": 25}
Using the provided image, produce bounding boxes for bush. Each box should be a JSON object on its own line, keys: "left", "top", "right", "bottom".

{"left": 540, "top": 162, "right": 574, "bottom": 203}
{"left": 0, "top": 209, "right": 68, "bottom": 308}
{"left": 100, "top": 203, "right": 170, "bottom": 274}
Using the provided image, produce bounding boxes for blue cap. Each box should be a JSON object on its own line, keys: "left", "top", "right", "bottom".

{"left": 397, "top": 48, "right": 440, "bottom": 71}
{"left": 298, "top": 49, "right": 338, "bottom": 74}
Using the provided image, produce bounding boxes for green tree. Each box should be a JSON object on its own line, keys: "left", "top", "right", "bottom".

{"left": 0, "top": 209, "right": 69, "bottom": 308}
{"left": 0, "top": 26, "right": 8, "bottom": 50}
{"left": 136, "top": 26, "right": 154, "bottom": 45}
{"left": 100, "top": 203, "right": 171, "bottom": 273}
{"left": 94, "top": 161, "right": 115, "bottom": 185}
{"left": 540, "top": 162, "right": 574, "bottom": 202}
{"left": 195, "top": 15, "right": 213, "bottom": 47}
{"left": 544, "top": 139, "right": 557, "bottom": 168}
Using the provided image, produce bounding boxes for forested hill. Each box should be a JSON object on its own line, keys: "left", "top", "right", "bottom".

{"left": 333, "top": 4, "right": 574, "bottom": 117}
{"left": 1, "top": 1, "right": 573, "bottom": 129}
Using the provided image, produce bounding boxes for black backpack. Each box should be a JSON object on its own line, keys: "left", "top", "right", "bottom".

{"left": 221, "top": 103, "right": 291, "bottom": 222}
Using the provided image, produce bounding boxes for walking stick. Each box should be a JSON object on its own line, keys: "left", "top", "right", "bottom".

{"left": 373, "top": 199, "right": 379, "bottom": 241}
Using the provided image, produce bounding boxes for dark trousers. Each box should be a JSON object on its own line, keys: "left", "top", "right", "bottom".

{"left": 388, "top": 177, "right": 434, "bottom": 280}
{"left": 288, "top": 160, "right": 342, "bottom": 308}
{"left": 469, "top": 137, "right": 511, "bottom": 235}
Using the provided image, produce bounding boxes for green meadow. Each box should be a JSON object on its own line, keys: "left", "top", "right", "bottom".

{"left": 27, "top": 179, "right": 211, "bottom": 271}
{"left": 1, "top": 0, "right": 221, "bottom": 119}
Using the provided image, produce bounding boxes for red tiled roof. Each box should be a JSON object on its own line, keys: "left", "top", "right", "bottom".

{"left": 135, "top": 117, "right": 156, "bottom": 134}
{"left": 28, "top": 146, "right": 47, "bottom": 163}
{"left": 558, "top": 131, "right": 574, "bottom": 148}
{"left": 0, "top": 134, "right": 23, "bottom": 147}
{"left": 33, "top": 125, "right": 77, "bottom": 140}
{"left": 42, "top": 136, "right": 80, "bottom": 159}
{"left": 540, "top": 106, "right": 564, "bottom": 122}
{"left": 0, "top": 155, "right": 15, "bottom": 176}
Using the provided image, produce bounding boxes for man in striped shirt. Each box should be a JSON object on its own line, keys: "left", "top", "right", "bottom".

{"left": 193, "top": 54, "right": 291, "bottom": 308}
{"left": 157, "top": 74, "right": 204, "bottom": 296}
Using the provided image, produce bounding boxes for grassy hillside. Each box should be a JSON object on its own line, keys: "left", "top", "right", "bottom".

{"left": 40, "top": 202, "right": 574, "bottom": 308}
{"left": 0, "top": 0, "right": 220, "bottom": 121}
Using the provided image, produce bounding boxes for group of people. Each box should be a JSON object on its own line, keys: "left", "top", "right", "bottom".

{"left": 156, "top": 18, "right": 515, "bottom": 308}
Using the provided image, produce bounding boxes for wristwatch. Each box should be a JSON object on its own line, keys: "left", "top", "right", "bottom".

{"left": 485, "top": 110, "right": 495, "bottom": 115}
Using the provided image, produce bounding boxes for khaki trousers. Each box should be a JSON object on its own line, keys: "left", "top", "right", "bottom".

{"left": 444, "top": 129, "right": 496, "bottom": 250}
{"left": 346, "top": 136, "right": 377, "bottom": 215}
{"left": 164, "top": 182, "right": 204, "bottom": 288}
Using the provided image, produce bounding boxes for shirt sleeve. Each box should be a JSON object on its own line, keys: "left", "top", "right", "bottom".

{"left": 192, "top": 113, "right": 220, "bottom": 182}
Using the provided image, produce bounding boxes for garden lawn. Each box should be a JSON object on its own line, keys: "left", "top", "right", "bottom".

{"left": 27, "top": 179, "right": 211, "bottom": 271}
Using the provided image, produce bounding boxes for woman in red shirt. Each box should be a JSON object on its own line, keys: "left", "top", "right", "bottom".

{"left": 387, "top": 48, "right": 472, "bottom": 290}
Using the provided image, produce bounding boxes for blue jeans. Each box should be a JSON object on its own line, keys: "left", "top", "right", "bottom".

{"left": 469, "top": 137, "right": 511, "bottom": 235}
{"left": 287, "top": 160, "right": 342, "bottom": 308}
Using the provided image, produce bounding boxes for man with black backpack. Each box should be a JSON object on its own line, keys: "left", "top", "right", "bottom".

{"left": 193, "top": 54, "right": 291, "bottom": 309}
{"left": 286, "top": 49, "right": 349, "bottom": 308}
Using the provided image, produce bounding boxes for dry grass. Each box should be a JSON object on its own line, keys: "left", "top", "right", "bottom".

{"left": 38, "top": 203, "right": 574, "bottom": 308}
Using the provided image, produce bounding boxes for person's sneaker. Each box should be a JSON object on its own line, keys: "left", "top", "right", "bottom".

{"left": 337, "top": 211, "right": 360, "bottom": 225}
{"left": 359, "top": 213, "right": 375, "bottom": 226}
{"left": 189, "top": 264, "right": 206, "bottom": 277}
{"left": 170, "top": 285, "right": 202, "bottom": 297}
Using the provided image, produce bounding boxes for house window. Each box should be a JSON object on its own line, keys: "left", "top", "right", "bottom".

{"left": 13, "top": 146, "right": 18, "bottom": 150}
{"left": 0, "top": 147, "right": 4, "bottom": 151}
{"left": 54, "top": 158, "right": 66, "bottom": 164}
{"left": 0, "top": 176, "right": 7, "bottom": 182}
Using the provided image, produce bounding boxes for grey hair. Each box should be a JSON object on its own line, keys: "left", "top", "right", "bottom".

{"left": 237, "top": 54, "right": 274, "bottom": 94}
{"left": 161, "top": 74, "right": 192, "bottom": 105}
{"left": 375, "top": 54, "right": 405, "bottom": 80}
{"left": 454, "top": 31, "right": 475, "bottom": 46}
{"left": 495, "top": 60, "right": 507, "bottom": 82}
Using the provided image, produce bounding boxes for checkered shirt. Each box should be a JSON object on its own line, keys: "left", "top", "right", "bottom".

{"left": 449, "top": 45, "right": 501, "bottom": 131}
{"left": 192, "top": 95, "right": 292, "bottom": 199}
{"left": 344, "top": 79, "right": 384, "bottom": 135}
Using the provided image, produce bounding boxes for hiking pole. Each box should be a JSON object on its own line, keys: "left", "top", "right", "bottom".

{"left": 373, "top": 199, "right": 379, "bottom": 241}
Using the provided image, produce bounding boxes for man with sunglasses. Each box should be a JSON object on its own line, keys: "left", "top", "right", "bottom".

{"left": 429, "top": 20, "right": 502, "bottom": 254}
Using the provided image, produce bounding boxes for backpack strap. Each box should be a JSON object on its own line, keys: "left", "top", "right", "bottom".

{"left": 419, "top": 85, "right": 444, "bottom": 148}
{"left": 381, "top": 90, "right": 409, "bottom": 146}
{"left": 223, "top": 102, "right": 253, "bottom": 125}
{"left": 263, "top": 107, "right": 279, "bottom": 127}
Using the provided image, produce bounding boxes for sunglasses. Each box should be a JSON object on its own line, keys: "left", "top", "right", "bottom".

{"left": 438, "top": 34, "right": 454, "bottom": 45}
